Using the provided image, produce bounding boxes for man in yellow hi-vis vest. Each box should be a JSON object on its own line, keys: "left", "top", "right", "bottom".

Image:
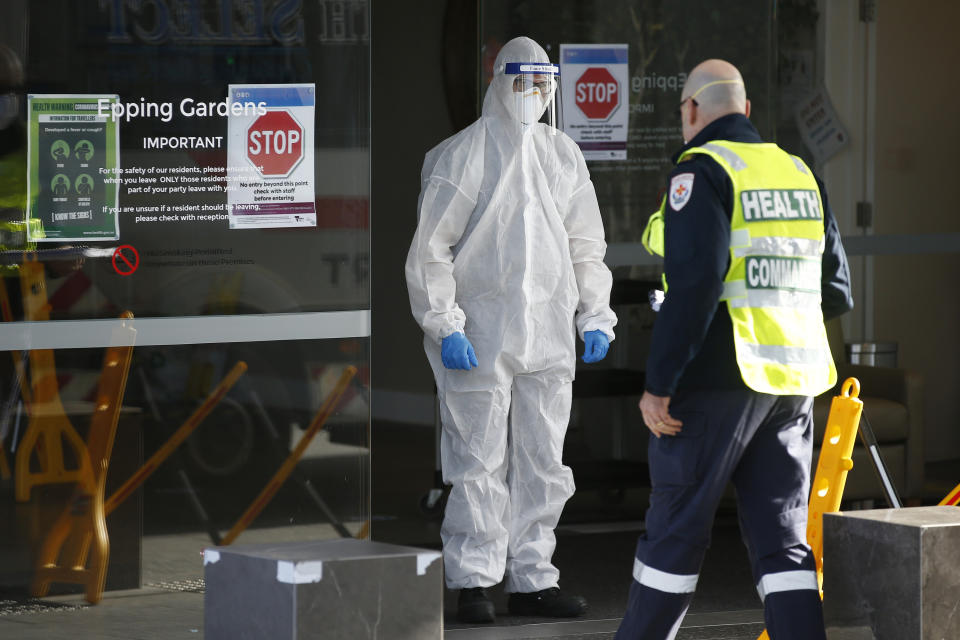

{"left": 615, "top": 60, "right": 853, "bottom": 640}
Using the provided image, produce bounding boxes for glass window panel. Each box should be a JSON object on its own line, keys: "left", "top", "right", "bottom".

{"left": 1, "top": 0, "right": 370, "bottom": 319}
{"left": 480, "top": 0, "right": 775, "bottom": 243}
{"left": 0, "top": 0, "right": 370, "bottom": 604}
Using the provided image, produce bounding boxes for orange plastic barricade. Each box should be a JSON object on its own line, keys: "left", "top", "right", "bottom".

{"left": 220, "top": 365, "right": 358, "bottom": 546}
{"left": 757, "top": 378, "right": 863, "bottom": 640}
{"left": 30, "top": 313, "right": 136, "bottom": 604}
{"left": 104, "top": 360, "right": 248, "bottom": 515}
{"left": 940, "top": 482, "right": 960, "bottom": 507}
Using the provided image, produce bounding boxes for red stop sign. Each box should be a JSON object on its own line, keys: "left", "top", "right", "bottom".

{"left": 247, "top": 110, "right": 304, "bottom": 177}
{"left": 575, "top": 67, "right": 620, "bottom": 120}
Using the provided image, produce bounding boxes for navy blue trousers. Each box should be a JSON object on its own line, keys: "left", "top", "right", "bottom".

{"left": 615, "top": 389, "right": 826, "bottom": 640}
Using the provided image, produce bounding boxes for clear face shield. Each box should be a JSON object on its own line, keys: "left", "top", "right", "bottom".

{"left": 505, "top": 62, "right": 562, "bottom": 133}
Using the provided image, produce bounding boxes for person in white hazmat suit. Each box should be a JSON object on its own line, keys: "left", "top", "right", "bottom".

{"left": 405, "top": 36, "right": 618, "bottom": 624}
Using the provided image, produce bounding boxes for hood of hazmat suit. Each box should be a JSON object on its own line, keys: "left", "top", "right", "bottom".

{"left": 404, "top": 36, "right": 617, "bottom": 592}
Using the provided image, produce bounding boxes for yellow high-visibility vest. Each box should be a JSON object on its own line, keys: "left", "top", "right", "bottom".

{"left": 646, "top": 140, "right": 836, "bottom": 396}
{"left": 641, "top": 203, "right": 666, "bottom": 292}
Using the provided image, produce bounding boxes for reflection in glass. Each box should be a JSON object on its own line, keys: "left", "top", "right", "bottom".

{"left": 480, "top": 0, "right": 775, "bottom": 244}
{"left": 0, "top": 0, "right": 371, "bottom": 604}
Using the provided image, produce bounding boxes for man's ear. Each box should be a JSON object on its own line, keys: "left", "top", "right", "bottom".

{"left": 686, "top": 102, "right": 698, "bottom": 128}
{"left": 744, "top": 98, "right": 752, "bottom": 118}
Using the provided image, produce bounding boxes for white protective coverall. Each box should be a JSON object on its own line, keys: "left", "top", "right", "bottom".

{"left": 405, "top": 36, "right": 617, "bottom": 592}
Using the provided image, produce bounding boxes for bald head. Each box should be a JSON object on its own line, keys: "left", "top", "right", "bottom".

{"left": 679, "top": 59, "right": 749, "bottom": 142}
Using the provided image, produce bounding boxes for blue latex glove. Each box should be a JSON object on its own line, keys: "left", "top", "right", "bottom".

{"left": 441, "top": 332, "right": 479, "bottom": 370}
{"left": 582, "top": 330, "right": 610, "bottom": 363}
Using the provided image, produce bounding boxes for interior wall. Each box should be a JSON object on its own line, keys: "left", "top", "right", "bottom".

{"left": 823, "top": 0, "right": 960, "bottom": 463}
{"left": 872, "top": 0, "right": 960, "bottom": 461}
{"left": 819, "top": 0, "right": 868, "bottom": 335}
{"left": 370, "top": 0, "right": 454, "bottom": 424}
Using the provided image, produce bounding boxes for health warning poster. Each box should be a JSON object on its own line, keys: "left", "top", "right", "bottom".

{"left": 27, "top": 94, "right": 120, "bottom": 241}
{"left": 226, "top": 83, "right": 316, "bottom": 229}
{"left": 560, "top": 44, "right": 630, "bottom": 161}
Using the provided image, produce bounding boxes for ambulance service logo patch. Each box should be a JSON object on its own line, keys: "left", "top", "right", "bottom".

{"left": 669, "top": 173, "right": 695, "bottom": 211}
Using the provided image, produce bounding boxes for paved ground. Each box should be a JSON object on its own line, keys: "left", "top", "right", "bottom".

{"left": 1, "top": 413, "right": 954, "bottom": 640}
{"left": 0, "top": 518, "right": 765, "bottom": 639}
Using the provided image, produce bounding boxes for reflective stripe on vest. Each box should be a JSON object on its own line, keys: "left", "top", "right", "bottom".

{"left": 701, "top": 142, "right": 747, "bottom": 171}
{"left": 679, "top": 141, "right": 836, "bottom": 396}
{"left": 729, "top": 230, "right": 824, "bottom": 260}
{"left": 721, "top": 283, "right": 822, "bottom": 310}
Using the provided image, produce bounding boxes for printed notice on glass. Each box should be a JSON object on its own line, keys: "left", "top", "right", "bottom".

{"left": 560, "top": 44, "right": 629, "bottom": 161}
{"left": 227, "top": 83, "right": 316, "bottom": 229}
{"left": 795, "top": 86, "right": 850, "bottom": 164}
{"left": 27, "top": 94, "right": 120, "bottom": 241}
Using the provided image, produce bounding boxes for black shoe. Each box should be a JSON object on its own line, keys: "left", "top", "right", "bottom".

{"left": 507, "top": 587, "right": 588, "bottom": 617}
{"left": 457, "top": 587, "right": 496, "bottom": 623}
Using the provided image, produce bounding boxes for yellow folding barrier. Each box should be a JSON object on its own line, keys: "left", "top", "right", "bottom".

{"left": 104, "top": 360, "right": 248, "bottom": 515}
{"left": 15, "top": 259, "right": 90, "bottom": 502}
{"left": 757, "top": 378, "right": 862, "bottom": 640}
{"left": 0, "top": 275, "right": 31, "bottom": 408}
{"left": 806, "top": 378, "right": 863, "bottom": 588}
{"left": 220, "top": 365, "right": 357, "bottom": 546}
{"left": 30, "top": 313, "right": 136, "bottom": 604}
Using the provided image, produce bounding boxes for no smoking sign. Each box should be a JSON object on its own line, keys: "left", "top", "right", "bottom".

{"left": 112, "top": 245, "right": 139, "bottom": 276}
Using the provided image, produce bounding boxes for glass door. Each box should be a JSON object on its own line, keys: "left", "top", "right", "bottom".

{"left": 0, "top": 0, "right": 370, "bottom": 600}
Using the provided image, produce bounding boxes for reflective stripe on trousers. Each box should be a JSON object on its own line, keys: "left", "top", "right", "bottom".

{"left": 756, "top": 569, "right": 819, "bottom": 602}
{"left": 633, "top": 558, "right": 699, "bottom": 594}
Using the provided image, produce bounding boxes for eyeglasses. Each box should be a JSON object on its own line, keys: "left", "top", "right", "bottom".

{"left": 674, "top": 97, "right": 698, "bottom": 118}
{"left": 513, "top": 76, "right": 554, "bottom": 95}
